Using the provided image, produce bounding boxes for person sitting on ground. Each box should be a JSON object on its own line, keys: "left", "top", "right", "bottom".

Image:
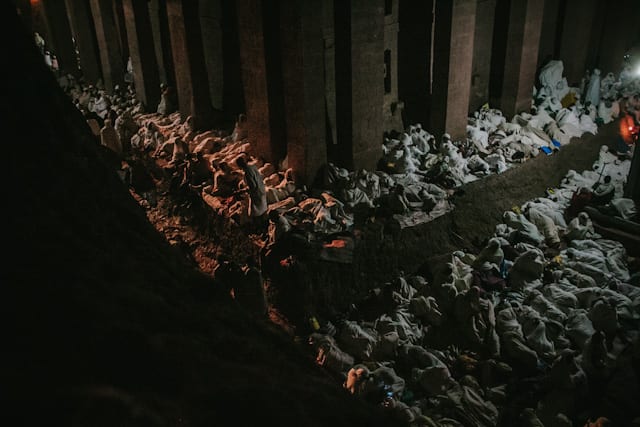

{"left": 418, "top": 189, "right": 437, "bottom": 213}
{"left": 208, "top": 161, "right": 241, "bottom": 197}
{"left": 77, "top": 88, "right": 91, "bottom": 110}
{"left": 341, "top": 177, "right": 374, "bottom": 209}
{"left": 226, "top": 113, "right": 248, "bottom": 142}
{"left": 565, "top": 211, "right": 598, "bottom": 241}
{"left": 181, "top": 152, "right": 212, "bottom": 190}
{"left": 380, "top": 183, "right": 410, "bottom": 216}
{"left": 591, "top": 175, "right": 615, "bottom": 206}
{"left": 92, "top": 91, "right": 111, "bottom": 119}
{"left": 82, "top": 107, "right": 103, "bottom": 137}
{"left": 157, "top": 83, "right": 176, "bottom": 116}
{"left": 153, "top": 131, "right": 179, "bottom": 158}
{"left": 168, "top": 137, "right": 189, "bottom": 167}
{"left": 180, "top": 115, "right": 197, "bottom": 143}
{"left": 106, "top": 107, "right": 118, "bottom": 128}
{"left": 267, "top": 209, "right": 292, "bottom": 249}
{"left": 212, "top": 255, "right": 242, "bottom": 300}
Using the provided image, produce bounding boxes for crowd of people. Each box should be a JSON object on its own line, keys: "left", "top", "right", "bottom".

{"left": 56, "top": 50, "right": 639, "bottom": 253}
{"left": 53, "top": 29, "right": 640, "bottom": 425}
{"left": 307, "top": 146, "right": 638, "bottom": 426}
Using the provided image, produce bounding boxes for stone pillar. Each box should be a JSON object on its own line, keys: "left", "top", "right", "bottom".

{"left": 112, "top": 0, "right": 129, "bottom": 62}
{"left": 200, "top": 0, "right": 224, "bottom": 111}
{"left": 469, "top": 0, "right": 496, "bottom": 114}
{"left": 537, "top": 0, "right": 561, "bottom": 67}
{"left": 430, "top": 0, "right": 476, "bottom": 140}
{"left": 166, "top": 0, "right": 215, "bottom": 130}
{"left": 280, "top": 0, "right": 327, "bottom": 187}
{"left": 490, "top": 0, "right": 543, "bottom": 119}
{"left": 322, "top": 0, "right": 337, "bottom": 148}
{"left": 65, "top": 0, "right": 102, "bottom": 84}
{"left": 90, "top": 0, "right": 125, "bottom": 92}
{"left": 220, "top": 0, "right": 244, "bottom": 118}
{"left": 122, "top": 0, "right": 160, "bottom": 111}
{"left": 383, "top": 0, "right": 403, "bottom": 133}
{"left": 558, "top": 0, "right": 598, "bottom": 85}
{"left": 584, "top": 1, "right": 607, "bottom": 73}
{"left": 40, "top": 0, "right": 79, "bottom": 76}
{"left": 398, "top": 1, "right": 432, "bottom": 128}
{"left": 595, "top": 0, "right": 640, "bottom": 75}
{"left": 334, "top": 0, "right": 384, "bottom": 171}
{"left": 14, "top": 0, "right": 32, "bottom": 35}
{"left": 30, "top": 1, "right": 52, "bottom": 50}
{"left": 148, "top": 0, "right": 175, "bottom": 87}
{"left": 237, "top": 0, "right": 286, "bottom": 164}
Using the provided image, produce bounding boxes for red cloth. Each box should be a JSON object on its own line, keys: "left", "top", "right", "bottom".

{"left": 619, "top": 114, "right": 639, "bottom": 145}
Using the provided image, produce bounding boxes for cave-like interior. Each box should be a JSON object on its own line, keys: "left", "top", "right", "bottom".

{"left": 5, "top": 1, "right": 640, "bottom": 426}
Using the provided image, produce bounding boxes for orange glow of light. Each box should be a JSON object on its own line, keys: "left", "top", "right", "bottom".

{"left": 30, "top": 0, "right": 40, "bottom": 5}
{"left": 323, "top": 239, "right": 347, "bottom": 249}
{"left": 279, "top": 257, "right": 293, "bottom": 267}
{"left": 619, "top": 114, "right": 637, "bottom": 145}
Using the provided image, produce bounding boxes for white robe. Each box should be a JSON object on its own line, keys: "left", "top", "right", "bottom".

{"left": 100, "top": 123, "right": 122, "bottom": 154}
{"left": 584, "top": 69, "right": 601, "bottom": 107}
{"left": 241, "top": 163, "right": 268, "bottom": 217}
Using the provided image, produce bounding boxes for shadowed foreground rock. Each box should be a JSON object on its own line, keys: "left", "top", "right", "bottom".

{"left": 1, "top": 5, "right": 399, "bottom": 426}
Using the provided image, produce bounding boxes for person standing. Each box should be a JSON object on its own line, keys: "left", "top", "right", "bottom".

{"left": 44, "top": 50, "right": 52, "bottom": 68}
{"left": 100, "top": 118, "right": 123, "bottom": 156}
{"left": 50, "top": 55, "right": 59, "bottom": 76}
{"left": 34, "top": 32, "right": 45, "bottom": 55}
{"left": 584, "top": 68, "right": 601, "bottom": 108}
{"left": 234, "top": 257, "right": 268, "bottom": 318}
{"left": 236, "top": 156, "right": 268, "bottom": 222}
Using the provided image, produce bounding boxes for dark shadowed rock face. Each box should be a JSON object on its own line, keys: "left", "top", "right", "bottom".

{"left": 1, "top": 5, "right": 401, "bottom": 426}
